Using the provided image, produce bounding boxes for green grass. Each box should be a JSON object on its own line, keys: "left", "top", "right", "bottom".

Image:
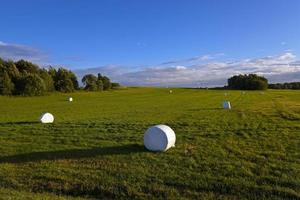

{"left": 0, "top": 88, "right": 299, "bottom": 199}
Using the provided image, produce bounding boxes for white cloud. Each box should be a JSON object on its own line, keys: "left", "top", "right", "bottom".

{"left": 0, "top": 41, "right": 48, "bottom": 63}
{"left": 76, "top": 52, "right": 300, "bottom": 87}
{"left": 160, "top": 53, "right": 223, "bottom": 66}
{"left": 281, "top": 41, "right": 287, "bottom": 46}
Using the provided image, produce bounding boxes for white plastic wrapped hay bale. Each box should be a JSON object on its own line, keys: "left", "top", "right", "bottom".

{"left": 222, "top": 101, "right": 231, "bottom": 109}
{"left": 40, "top": 112, "right": 54, "bottom": 123}
{"left": 144, "top": 125, "right": 176, "bottom": 152}
{"left": 68, "top": 97, "right": 73, "bottom": 102}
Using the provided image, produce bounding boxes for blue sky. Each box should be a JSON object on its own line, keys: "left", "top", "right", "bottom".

{"left": 0, "top": 0, "right": 300, "bottom": 86}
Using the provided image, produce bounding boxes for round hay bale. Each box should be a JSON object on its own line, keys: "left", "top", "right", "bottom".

{"left": 68, "top": 97, "right": 73, "bottom": 102}
{"left": 169, "top": 90, "right": 173, "bottom": 94}
{"left": 222, "top": 101, "right": 231, "bottom": 109}
{"left": 40, "top": 112, "right": 54, "bottom": 123}
{"left": 144, "top": 125, "right": 176, "bottom": 152}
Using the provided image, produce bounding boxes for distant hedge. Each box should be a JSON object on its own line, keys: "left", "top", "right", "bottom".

{"left": 227, "top": 74, "right": 268, "bottom": 90}
{"left": 0, "top": 57, "right": 120, "bottom": 96}
{"left": 269, "top": 82, "right": 300, "bottom": 89}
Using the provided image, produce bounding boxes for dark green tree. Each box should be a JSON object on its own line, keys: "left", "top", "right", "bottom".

{"left": 39, "top": 69, "right": 55, "bottom": 92}
{"left": 97, "top": 73, "right": 111, "bottom": 91}
{"left": 19, "top": 74, "right": 46, "bottom": 96}
{"left": 96, "top": 79, "right": 103, "bottom": 91}
{"left": 0, "top": 71, "right": 14, "bottom": 95}
{"left": 228, "top": 74, "right": 268, "bottom": 90}
{"left": 53, "top": 68, "right": 76, "bottom": 92}
{"left": 111, "top": 82, "right": 121, "bottom": 89}
{"left": 82, "top": 74, "right": 98, "bottom": 91}
{"left": 3, "top": 60, "right": 20, "bottom": 80}
{"left": 55, "top": 78, "right": 74, "bottom": 93}
{"left": 15, "top": 59, "right": 39, "bottom": 74}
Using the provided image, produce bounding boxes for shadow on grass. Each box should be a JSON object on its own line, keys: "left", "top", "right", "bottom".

{"left": 0, "top": 144, "right": 146, "bottom": 164}
{"left": 0, "top": 121, "right": 40, "bottom": 125}
{"left": 187, "top": 108, "right": 222, "bottom": 111}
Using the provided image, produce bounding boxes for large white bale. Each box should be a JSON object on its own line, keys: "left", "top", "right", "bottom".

{"left": 40, "top": 113, "right": 54, "bottom": 123}
{"left": 223, "top": 101, "right": 231, "bottom": 109}
{"left": 144, "top": 125, "right": 176, "bottom": 152}
{"left": 68, "top": 97, "right": 73, "bottom": 102}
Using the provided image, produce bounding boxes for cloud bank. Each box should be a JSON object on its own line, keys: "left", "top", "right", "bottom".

{"left": 0, "top": 41, "right": 48, "bottom": 63}
{"left": 1, "top": 40, "right": 298, "bottom": 87}
{"left": 76, "top": 52, "right": 300, "bottom": 87}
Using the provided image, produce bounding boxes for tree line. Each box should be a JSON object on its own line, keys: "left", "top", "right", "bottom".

{"left": 0, "top": 58, "right": 120, "bottom": 96}
{"left": 269, "top": 82, "right": 300, "bottom": 89}
{"left": 227, "top": 74, "right": 300, "bottom": 90}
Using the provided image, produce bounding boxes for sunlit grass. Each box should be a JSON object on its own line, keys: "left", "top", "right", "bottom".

{"left": 0, "top": 88, "right": 299, "bottom": 199}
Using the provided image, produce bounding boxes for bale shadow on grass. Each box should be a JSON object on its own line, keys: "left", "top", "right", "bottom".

{"left": 0, "top": 121, "right": 40, "bottom": 125}
{"left": 0, "top": 144, "right": 146, "bottom": 164}
{"left": 187, "top": 108, "right": 223, "bottom": 111}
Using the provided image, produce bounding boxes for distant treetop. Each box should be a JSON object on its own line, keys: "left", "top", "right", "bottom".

{"left": 0, "top": 57, "right": 120, "bottom": 96}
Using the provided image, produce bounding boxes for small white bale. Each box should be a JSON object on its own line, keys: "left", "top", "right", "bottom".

{"left": 144, "top": 125, "right": 176, "bottom": 152}
{"left": 222, "top": 101, "right": 231, "bottom": 109}
{"left": 68, "top": 97, "right": 73, "bottom": 102}
{"left": 169, "top": 90, "right": 173, "bottom": 94}
{"left": 40, "top": 113, "right": 54, "bottom": 123}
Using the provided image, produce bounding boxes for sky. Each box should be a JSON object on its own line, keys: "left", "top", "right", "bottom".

{"left": 0, "top": 0, "right": 300, "bottom": 86}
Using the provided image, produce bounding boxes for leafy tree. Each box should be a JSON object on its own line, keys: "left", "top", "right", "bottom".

{"left": 111, "top": 82, "right": 121, "bottom": 89}
{"left": 0, "top": 71, "right": 14, "bottom": 95}
{"left": 82, "top": 74, "right": 98, "bottom": 91}
{"left": 97, "top": 73, "right": 111, "bottom": 90}
{"left": 102, "top": 76, "right": 112, "bottom": 90}
{"left": 69, "top": 71, "right": 79, "bottom": 90}
{"left": 19, "top": 74, "right": 46, "bottom": 96}
{"left": 228, "top": 74, "right": 268, "bottom": 90}
{"left": 269, "top": 82, "right": 300, "bottom": 89}
{"left": 15, "top": 60, "right": 39, "bottom": 74}
{"left": 39, "top": 69, "right": 55, "bottom": 92}
{"left": 53, "top": 68, "right": 75, "bottom": 92}
{"left": 48, "top": 66, "right": 57, "bottom": 80}
{"left": 96, "top": 79, "right": 103, "bottom": 91}
{"left": 3, "top": 60, "right": 20, "bottom": 80}
{"left": 55, "top": 78, "right": 74, "bottom": 93}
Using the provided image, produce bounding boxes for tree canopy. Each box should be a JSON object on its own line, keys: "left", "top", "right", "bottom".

{"left": 227, "top": 74, "right": 268, "bottom": 90}
{"left": 0, "top": 57, "right": 120, "bottom": 96}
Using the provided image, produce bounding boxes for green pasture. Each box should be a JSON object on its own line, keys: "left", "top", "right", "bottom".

{"left": 0, "top": 88, "right": 299, "bottom": 199}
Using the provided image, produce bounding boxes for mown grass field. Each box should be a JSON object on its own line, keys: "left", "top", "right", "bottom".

{"left": 0, "top": 88, "right": 299, "bottom": 199}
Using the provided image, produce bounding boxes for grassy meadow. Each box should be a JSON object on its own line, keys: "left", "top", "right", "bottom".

{"left": 0, "top": 88, "right": 299, "bottom": 199}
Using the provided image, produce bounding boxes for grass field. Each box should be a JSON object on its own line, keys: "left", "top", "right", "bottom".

{"left": 0, "top": 88, "right": 299, "bottom": 199}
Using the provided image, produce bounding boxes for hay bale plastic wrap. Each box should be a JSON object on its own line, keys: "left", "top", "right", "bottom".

{"left": 144, "top": 125, "right": 176, "bottom": 151}
{"left": 40, "top": 113, "right": 54, "bottom": 123}
{"left": 69, "top": 97, "right": 73, "bottom": 102}
{"left": 222, "top": 101, "right": 231, "bottom": 109}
